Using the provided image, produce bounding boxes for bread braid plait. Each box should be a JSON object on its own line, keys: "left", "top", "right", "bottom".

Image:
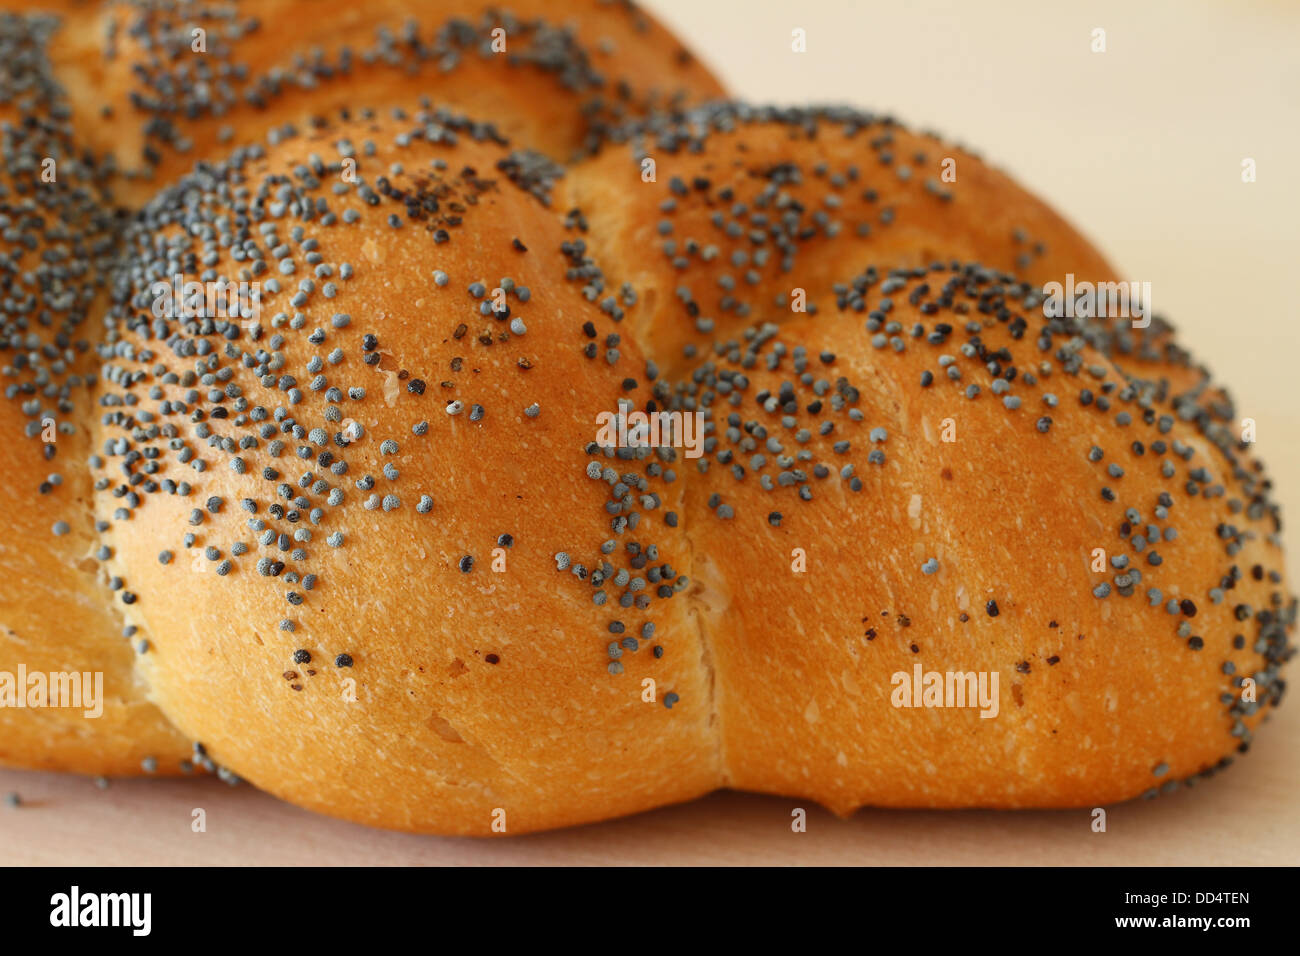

{"left": 0, "top": 1, "right": 1291, "bottom": 834}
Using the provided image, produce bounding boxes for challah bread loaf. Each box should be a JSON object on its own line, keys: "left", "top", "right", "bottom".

{"left": 1, "top": 2, "right": 1291, "bottom": 834}
{"left": 43, "top": 0, "right": 723, "bottom": 204}
{"left": 0, "top": 10, "right": 191, "bottom": 774}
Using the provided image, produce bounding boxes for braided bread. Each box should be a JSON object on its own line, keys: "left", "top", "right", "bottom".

{"left": 0, "top": 1, "right": 1291, "bottom": 835}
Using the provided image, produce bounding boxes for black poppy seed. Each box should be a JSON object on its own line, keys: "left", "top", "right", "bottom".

{"left": 335, "top": 654, "right": 353, "bottom": 668}
{"left": 986, "top": 600, "right": 1000, "bottom": 617}
{"left": 458, "top": 555, "right": 474, "bottom": 573}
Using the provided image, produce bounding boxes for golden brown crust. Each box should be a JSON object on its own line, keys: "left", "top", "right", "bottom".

{"left": 561, "top": 105, "right": 1118, "bottom": 376}
{"left": 0, "top": 14, "right": 192, "bottom": 774}
{"left": 89, "top": 116, "right": 720, "bottom": 833}
{"left": 0, "top": 395, "right": 193, "bottom": 775}
{"left": 44, "top": 0, "right": 724, "bottom": 205}
{"left": 680, "top": 264, "right": 1289, "bottom": 811}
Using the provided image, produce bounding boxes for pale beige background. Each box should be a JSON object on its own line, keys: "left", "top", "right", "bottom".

{"left": 1, "top": 0, "right": 1296, "bottom": 865}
